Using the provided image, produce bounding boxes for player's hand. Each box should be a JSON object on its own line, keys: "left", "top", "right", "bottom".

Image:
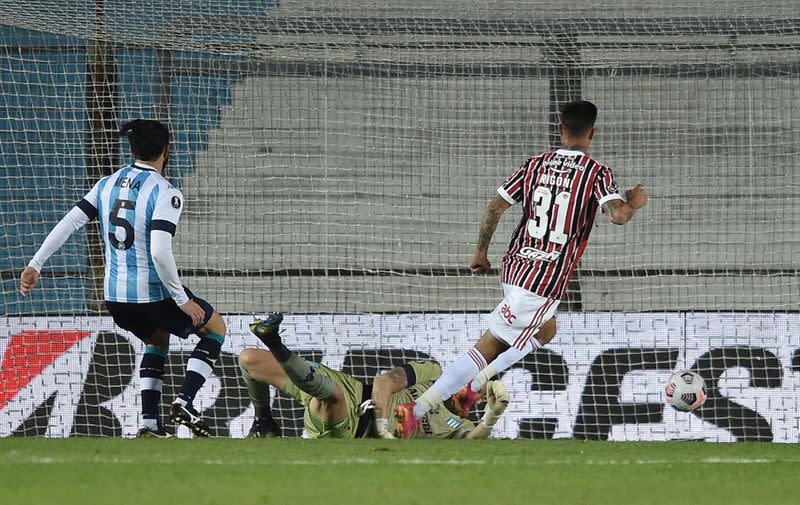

{"left": 479, "top": 380, "right": 510, "bottom": 428}
{"left": 469, "top": 253, "right": 491, "bottom": 274}
{"left": 485, "top": 380, "right": 509, "bottom": 417}
{"left": 179, "top": 299, "right": 205, "bottom": 326}
{"left": 19, "top": 266, "right": 41, "bottom": 295}
{"left": 625, "top": 184, "right": 648, "bottom": 210}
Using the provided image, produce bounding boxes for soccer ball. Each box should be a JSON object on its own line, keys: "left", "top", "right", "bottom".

{"left": 665, "top": 370, "right": 707, "bottom": 412}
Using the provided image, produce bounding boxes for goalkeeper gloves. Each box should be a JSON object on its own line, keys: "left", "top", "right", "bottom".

{"left": 480, "top": 380, "right": 509, "bottom": 428}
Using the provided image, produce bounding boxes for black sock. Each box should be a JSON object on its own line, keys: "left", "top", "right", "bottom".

{"left": 268, "top": 340, "right": 291, "bottom": 362}
{"left": 278, "top": 353, "right": 335, "bottom": 400}
{"left": 177, "top": 334, "right": 223, "bottom": 405}
{"left": 140, "top": 348, "right": 166, "bottom": 423}
{"left": 239, "top": 361, "right": 275, "bottom": 423}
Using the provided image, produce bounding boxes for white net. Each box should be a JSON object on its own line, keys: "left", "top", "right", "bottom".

{"left": 0, "top": 0, "right": 799, "bottom": 440}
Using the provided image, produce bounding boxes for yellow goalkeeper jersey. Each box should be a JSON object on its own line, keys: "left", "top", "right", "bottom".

{"left": 387, "top": 360, "right": 474, "bottom": 438}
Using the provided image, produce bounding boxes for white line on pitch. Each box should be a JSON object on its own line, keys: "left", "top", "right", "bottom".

{"left": 0, "top": 455, "right": 793, "bottom": 466}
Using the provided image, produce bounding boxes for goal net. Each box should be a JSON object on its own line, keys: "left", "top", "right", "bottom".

{"left": 0, "top": 0, "right": 799, "bottom": 441}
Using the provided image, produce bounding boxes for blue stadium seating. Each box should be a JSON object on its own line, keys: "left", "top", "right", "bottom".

{"left": 0, "top": 23, "right": 246, "bottom": 314}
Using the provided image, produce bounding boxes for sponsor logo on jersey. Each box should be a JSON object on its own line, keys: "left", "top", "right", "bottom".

{"left": 515, "top": 246, "right": 561, "bottom": 262}
{"left": 542, "top": 156, "right": 585, "bottom": 173}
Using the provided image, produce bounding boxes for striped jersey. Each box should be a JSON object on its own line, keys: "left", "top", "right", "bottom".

{"left": 77, "top": 162, "right": 184, "bottom": 303}
{"left": 497, "top": 148, "right": 622, "bottom": 300}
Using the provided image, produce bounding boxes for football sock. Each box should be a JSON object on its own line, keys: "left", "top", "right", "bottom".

{"left": 469, "top": 363, "right": 498, "bottom": 394}
{"left": 473, "top": 337, "right": 541, "bottom": 392}
{"left": 239, "top": 360, "right": 274, "bottom": 423}
{"left": 264, "top": 337, "right": 291, "bottom": 362}
{"left": 142, "top": 418, "right": 159, "bottom": 430}
{"left": 176, "top": 333, "right": 224, "bottom": 405}
{"left": 470, "top": 337, "right": 540, "bottom": 392}
{"left": 412, "top": 348, "right": 487, "bottom": 419}
{"left": 276, "top": 352, "right": 335, "bottom": 400}
{"left": 140, "top": 346, "right": 167, "bottom": 426}
{"left": 412, "top": 385, "right": 443, "bottom": 419}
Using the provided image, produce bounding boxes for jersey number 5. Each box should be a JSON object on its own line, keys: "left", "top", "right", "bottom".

{"left": 526, "top": 186, "right": 570, "bottom": 245}
{"left": 109, "top": 199, "right": 136, "bottom": 250}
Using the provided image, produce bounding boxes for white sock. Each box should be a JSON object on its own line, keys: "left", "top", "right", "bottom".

{"left": 470, "top": 364, "right": 498, "bottom": 393}
{"left": 475, "top": 339, "right": 540, "bottom": 389}
{"left": 412, "top": 385, "right": 443, "bottom": 419}
{"left": 412, "top": 348, "right": 487, "bottom": 419}
{"left": 142, "top": 418, "right": 159, "bottom": 430}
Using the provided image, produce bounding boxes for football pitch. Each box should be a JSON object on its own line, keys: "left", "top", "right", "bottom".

{"left": 1, "top": 439, "right": 798, "bottom": 505}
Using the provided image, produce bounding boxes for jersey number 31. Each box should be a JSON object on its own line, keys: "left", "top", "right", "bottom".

{"left": 526, "top": 186, "right": 570, "bottom": 245}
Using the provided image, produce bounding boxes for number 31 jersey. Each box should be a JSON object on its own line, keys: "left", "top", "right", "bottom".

{"left": 497, "top": 148, "right": 623, "bottom": 300}
{"left": 79, "top": 163, "right": 184, "bottom": 303}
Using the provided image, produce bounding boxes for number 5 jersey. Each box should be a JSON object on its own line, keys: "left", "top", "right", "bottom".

{"left": 80, "top": 162, "right": 184, "bottom": 303}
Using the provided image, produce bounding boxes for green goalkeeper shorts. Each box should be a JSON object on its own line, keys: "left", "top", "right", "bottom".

{"left": 281, "top": 362, "right": 363, "bottom": 439}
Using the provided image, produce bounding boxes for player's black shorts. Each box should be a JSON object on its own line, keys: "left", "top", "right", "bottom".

{"left": 106, "top": 286, "right": 215, "bottom": 341}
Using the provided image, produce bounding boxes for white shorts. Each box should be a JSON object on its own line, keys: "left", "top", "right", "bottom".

{"left": 487, "top": 283, "right": 560, "bottom": 351}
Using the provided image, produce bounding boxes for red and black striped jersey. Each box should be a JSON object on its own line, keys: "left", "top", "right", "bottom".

{"left": 497, "top": 148, "right": 623, "bottom": 300}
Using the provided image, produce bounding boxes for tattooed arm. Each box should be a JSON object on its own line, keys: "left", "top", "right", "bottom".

{"left": 469, "top": 195, "right": 512, "bottom": 274}
{"left": 371, "top": 366, "right": 412, "bottom": 438}
{"left": 602, "top": 184, "right": 648, "bottom": 225}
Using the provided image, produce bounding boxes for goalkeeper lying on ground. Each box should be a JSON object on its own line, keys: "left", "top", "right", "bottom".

{"left": 239, "top": 313, "right": 510, "bottom": 439}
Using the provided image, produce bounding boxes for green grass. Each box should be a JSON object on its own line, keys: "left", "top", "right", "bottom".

{"left": 1, "top": 438, "right": 799, "bottom": 505}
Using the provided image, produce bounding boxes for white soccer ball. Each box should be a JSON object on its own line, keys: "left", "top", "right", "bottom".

{"left": 665, "top": 370, "right": 707, "bottom": 412}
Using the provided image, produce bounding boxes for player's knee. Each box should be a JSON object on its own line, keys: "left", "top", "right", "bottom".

{"left": 536, "top": 331, "right": 555, "bottom": 346}
{"left": 145, "top": 330, "right": 170, "bottom": 351}
{"left": 145, "top": 343, "right": 169, "bottom": 355}
{"left": 206, "top": 311, "right": 226, "bottom": 336}
{"left": 474, "top": 330, "right": 506, "bottom": 362}
{"left": 238, "top": 348, "right": 260, "bottom": 372}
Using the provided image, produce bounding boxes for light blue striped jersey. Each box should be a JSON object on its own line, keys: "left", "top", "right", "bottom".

{"left": 81, "top": 163, "right": 184, "bottom": 303}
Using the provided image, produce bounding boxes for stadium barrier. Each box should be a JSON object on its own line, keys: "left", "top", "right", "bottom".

{"left": 1, "top": 313, "right": 798, "bottom": 442}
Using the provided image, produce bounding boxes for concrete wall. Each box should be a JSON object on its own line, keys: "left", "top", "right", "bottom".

{"left": 4, "top": 1, "right": 797, "bottom": 314}
{"left": 177, "top": 71, "right": 800, "bottom": 312}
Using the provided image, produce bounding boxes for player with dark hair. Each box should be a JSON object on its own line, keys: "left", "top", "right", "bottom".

{"left": 240, "top": 313, "right": 515, "bottom": 439}
{"left": 395, "top": 100, "right": 648, "bottom": 436}
{"left": 20, "top": 119, "right": 225, "bottom": 438}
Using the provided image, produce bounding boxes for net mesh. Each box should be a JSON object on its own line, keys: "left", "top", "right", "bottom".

{"left": 0, "top": 0, "right": 799, "bottom": 440}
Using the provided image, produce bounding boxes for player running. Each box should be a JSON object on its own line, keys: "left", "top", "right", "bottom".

{"left": 395, "top": 100, "right": 648, "bottom": 437}
{"left": 241, "top": 313, "right": 510, "bottom": 439}
{"left": 20, "top": 119, "right": 225, "bottom": 438}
